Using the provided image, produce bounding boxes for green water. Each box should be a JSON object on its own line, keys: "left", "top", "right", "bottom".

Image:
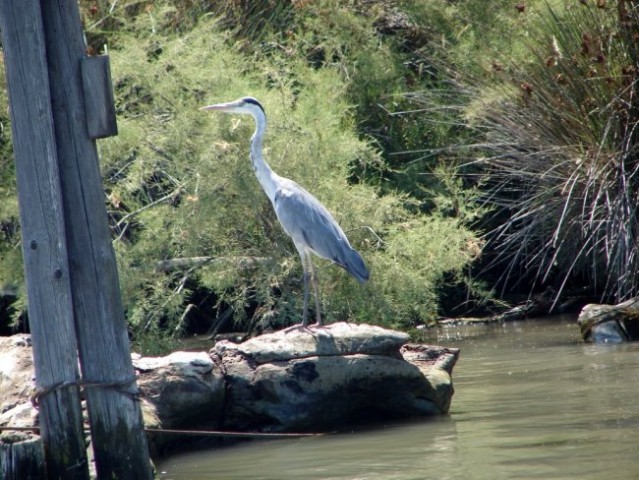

{"left": 157, "top": 316, "right": 639, "bottom": 479}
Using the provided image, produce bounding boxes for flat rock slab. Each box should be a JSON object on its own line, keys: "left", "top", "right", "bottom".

{"left": 133, "top": 350, "right": 215, "bottom": 373}
{"left": 214, "top": 322, "right": 410, "bottom": 364}
{"left": 133, "top": 351, "right": 224, "bottom": 429}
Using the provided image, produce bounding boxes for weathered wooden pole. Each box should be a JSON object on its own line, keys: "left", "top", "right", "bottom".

{"left": 0, "top": 0, "right": 153, "bottom": 478}
{"left": 37, "top": 0, "right": 154, "bottom": 478}
{"left": 0, "top": 1, "right": 90, "bottom": 479}
{"left": 0, "top": 433, "right": 46, "bottom": 480}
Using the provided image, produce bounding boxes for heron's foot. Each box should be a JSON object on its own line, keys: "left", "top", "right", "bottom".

{"left": 282, "top": 321, "right": 322, "bottom": 333}
{"left": 282, "top": 323, "right": 312, "bottom": 333}
{"left": 304, "top": 316, "right": 323, "bottom": 328}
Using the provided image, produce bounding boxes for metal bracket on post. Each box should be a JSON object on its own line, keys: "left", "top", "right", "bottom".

{"left": 80, "top": 55, "right": 118, "bottom": 139}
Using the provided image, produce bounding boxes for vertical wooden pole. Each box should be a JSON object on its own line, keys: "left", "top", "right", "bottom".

{"left": 0, "top": 433, "right": 46, "bottom": 480}
{"left": 38, "top": 1, "right": 154, "bottom": 479}
{"left": 0, "top": 1, "right": 90, "bottom": 479}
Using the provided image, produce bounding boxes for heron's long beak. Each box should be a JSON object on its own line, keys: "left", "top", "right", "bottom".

{"left": 200, "top": 100, "right": 241, "bottom": 112}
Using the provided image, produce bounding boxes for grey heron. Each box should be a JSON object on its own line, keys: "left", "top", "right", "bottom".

{"left": 201, "top": 97, "right": 369, "bottom": 326}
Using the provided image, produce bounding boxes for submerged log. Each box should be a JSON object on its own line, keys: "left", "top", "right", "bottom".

{"left": 578, "top": 297, "right": 639, "bottom": 343}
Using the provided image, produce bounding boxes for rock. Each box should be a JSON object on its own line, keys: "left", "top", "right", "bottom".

{"left": 212, "top": 322, "right": 458, "bottom": 432}
{"left": 578, "top": 297, "right": 639, "bottom": 343}
{"left": 0, "top": 323, "right": 459, "bottom": 452}
{"left": 0, "top": 402, "right": 38, "bottom": 430}
{"left": 0, "top": 335, "right": 35, "bottom": 417}
{"left": 400, "top": 344, "right": 459, "bottom": 413}
{"left": 133, "top": 351, "right": 225, "bottom": 429}
{"left": 215, "top": 322, "right": 410, "bottom": 363}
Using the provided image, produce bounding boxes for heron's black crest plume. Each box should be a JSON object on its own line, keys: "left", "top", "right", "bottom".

{"left": 242, "top": 97, "right": 265, "bottom": 113}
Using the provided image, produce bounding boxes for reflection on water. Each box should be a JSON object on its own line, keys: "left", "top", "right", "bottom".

{"left": 158, "top": 316, "right": 639, "bottom": 479}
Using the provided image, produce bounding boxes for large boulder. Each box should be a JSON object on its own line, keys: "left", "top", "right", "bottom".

{"left": 578, "top": 297, "right": 639, "bottom": 343}
{"left": 212, "top": 322, "right": 458, "bottom": 432}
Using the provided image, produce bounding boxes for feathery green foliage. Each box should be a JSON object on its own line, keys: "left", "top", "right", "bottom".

{"left": 0, "top": 1, "right": 487, "bottom": 348}
{"left": 93, "top": 8, "right": 481, "bottom": 344}
{"left": 0, "top": 57, "right": 23, "bottom": 328}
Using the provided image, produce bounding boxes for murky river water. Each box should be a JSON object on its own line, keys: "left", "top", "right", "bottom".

{"left": 157, "top": 316, "right": 639, "bottom": 479}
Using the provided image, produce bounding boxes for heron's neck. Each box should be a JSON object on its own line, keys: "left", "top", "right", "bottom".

{"left": 250, "top": 114, "right": 278, "bottom": 203}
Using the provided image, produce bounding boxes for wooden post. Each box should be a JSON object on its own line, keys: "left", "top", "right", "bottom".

{"left": 0, "top": 1, "right": 90, "bottom": 479}
{"left": 0, "top": 0, "right": 152, "bottom": 478}
{"left": 38, "top": 0, "right": 154, "bottom": 478}
{"left": 0, "top": 433, "right": 46, "bottom": 480}
{"left": 81, "top": 56, "right": 118, "bottom": 139}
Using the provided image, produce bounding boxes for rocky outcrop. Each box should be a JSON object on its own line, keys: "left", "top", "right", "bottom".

{"left": 578, "top": 298, "right": 639, "bottom": 343}
{"left": 1, "top": 323, "right": 458, "bottom": 453}
{"left": 213, "top": 323, "right": 458, "bottom": 432}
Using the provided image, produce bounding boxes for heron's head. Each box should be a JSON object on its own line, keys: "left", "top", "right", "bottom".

{"left": 200, "top": 97, "right": 265, "bottom": 117}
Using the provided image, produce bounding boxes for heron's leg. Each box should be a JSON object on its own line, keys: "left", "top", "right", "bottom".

{"left": 308, "top": 260, "right": 322, "bottom": 326}
{"left": 300, "top": 254, "right": 311, "bottom": 327}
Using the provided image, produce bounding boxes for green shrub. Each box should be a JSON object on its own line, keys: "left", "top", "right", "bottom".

{"left": 95, "top": 12, "right": 482, "bottom": 344}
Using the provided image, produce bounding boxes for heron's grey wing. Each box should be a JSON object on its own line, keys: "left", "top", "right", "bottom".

{"left": 273, "top": 180, "right": 369, "bottom": 283}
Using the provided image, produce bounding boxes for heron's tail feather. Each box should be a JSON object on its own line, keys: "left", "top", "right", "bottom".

{"left": 341, "top": 248, "right": 369, "bottom": 284}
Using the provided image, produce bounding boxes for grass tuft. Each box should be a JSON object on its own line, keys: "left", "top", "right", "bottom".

{"left": 459, "top": 1, "right": 639, "bottom": 304}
